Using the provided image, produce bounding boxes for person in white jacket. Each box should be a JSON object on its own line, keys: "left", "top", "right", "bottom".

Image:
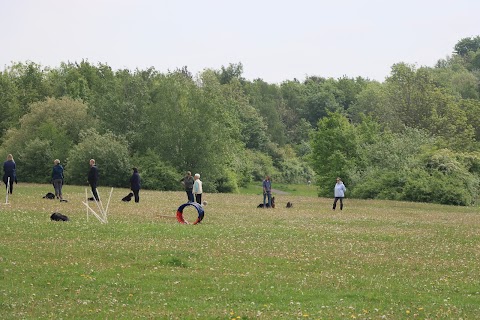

{"left": 193, "top": 173, "right": 203, "bottom": 204}
{"left": 333, "top": 177, "right": 346, "bottom": 211}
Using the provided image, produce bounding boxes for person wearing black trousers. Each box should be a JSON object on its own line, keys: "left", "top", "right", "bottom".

{"left": 87, "top": 159, "right": 99, "bottom": 201}
{"left": 130, "top": 167, "right": 141, "bottom": 203}
{"left": 3, "top": 154, "right": 17, "bottom": 194}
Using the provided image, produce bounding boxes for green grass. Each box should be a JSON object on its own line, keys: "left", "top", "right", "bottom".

{"left": 1, "top": 184, "right": 480, "bottom": 319}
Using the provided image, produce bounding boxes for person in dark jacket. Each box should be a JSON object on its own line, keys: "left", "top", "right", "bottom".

{"left": 130, "top": 167, "right": 141, "bottom": 203}
{"left": 51, "top": 159, "right": 64, "bottom": 200}
{"left": 87, "top": 159, "right": 99, "bottom": 201}
{"left": 180, "top": 171, "right": 194, "bottom": 202}
{"left": 3, "top": 154, "right": 17, "bottom": 194}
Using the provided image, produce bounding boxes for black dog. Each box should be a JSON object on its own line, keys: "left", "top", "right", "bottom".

{"left": 50, "top": 212, "right": 69, "bottom": 221}
{"left": 122, "top": 192, "right": 134, "bottom": 202}
{"left": 257, "top": 196, "right": 275, "bottom": 208}
{"left": 286, "top": 202, "right": 293, "bottom": 208}
{"left": 43, "top": 192, "right": 55, "bottom": 199}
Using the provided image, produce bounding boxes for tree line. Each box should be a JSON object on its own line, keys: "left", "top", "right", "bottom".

{"left": 1, "top": 36, "right": 480, "bottom": 205}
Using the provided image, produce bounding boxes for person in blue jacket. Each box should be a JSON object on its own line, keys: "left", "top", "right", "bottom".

{"left": 333, "top": 177, "right": 347, "bottom": 211}
{"left": 262, "top": 175, "right": 272, "bottom": 208}
{"left": 130, "top": 167, "right": 141, "bottom": 203}
{"left": 3, "top": 154, "right": 17, "bottom": 194}
{"left": 51, "top": 159, "right": 64, "bottom": 200}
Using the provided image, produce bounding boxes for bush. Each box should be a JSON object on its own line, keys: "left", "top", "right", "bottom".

{"left": 133, "top": 150, "right": 182, "bottom": 191}
{"left": 16, "top": 138, "right": 53, "bottom": 183}
{"left": 66, "top": 129, "right": 131, "bottom": 187}
{"left": 402, "top": 170, "right": 476, "bottom": 206}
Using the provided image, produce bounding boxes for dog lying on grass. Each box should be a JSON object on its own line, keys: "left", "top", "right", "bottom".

{"left": 50, "top": 212, "right": 69, "bottom": 221}
{"left": 43, "top": 192, "right": 55, "bottom": 199}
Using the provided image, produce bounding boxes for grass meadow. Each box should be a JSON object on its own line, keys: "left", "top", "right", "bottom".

{"left": 1, "top": 184, "right": 479, "bottom": 319}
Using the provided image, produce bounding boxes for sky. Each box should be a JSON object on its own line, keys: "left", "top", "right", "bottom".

{"left": 1, "top": 0, "right": 479, "bottom": 83}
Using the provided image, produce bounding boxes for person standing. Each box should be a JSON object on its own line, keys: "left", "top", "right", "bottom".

{"left": 333, "top": 177, "right": 347, "bottom": 211}
{"left": 3, "top": 154, "right": 17, "bottom": 194}
{"left": 87, "top": 159, "right": 99, "bottom": 201}
{"left": 130, "top": 167, "right": 141, "bottom": 203}
{"left": 51, "top": 159, "right": 64, "bottom": 201}
{"left": 262, "top": 175, "right": 272, "bottom": 208}
{"left": 180, "top": 171, "right": 194, "bottom": 202}
{"left": 193, "top": 173, "right": 203, "bottom": 204}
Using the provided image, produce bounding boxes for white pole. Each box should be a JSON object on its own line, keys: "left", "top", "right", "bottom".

{"left": 85, "top": 188, "right": 89, "bottom": 222}
{"left": 82, "top": 201, "right": 106, "bottom": 224}
{"left": 103, "top": 187, "right": 113, "bottom": 222}
{"left": 91, "top": 189, "right": 103, "bottom": 216}
{"left": 5, "top": 177, "right": 10, "bottom": 204}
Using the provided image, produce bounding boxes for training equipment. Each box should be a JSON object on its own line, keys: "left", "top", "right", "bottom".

{"left": 176, "top": 202, "right": 204, "bottom": 225}
{"left": 82, "top": 187, "right": 113, "bottom": 224}
{"left": 4, "top": 177, "right": 10, "bottom": 204}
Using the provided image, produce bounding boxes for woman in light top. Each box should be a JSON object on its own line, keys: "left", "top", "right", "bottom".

{"left": 333, "top": 177, "right": 346, "bottom": 211}
{"left": 193, "top": 173, "right": 203, "bottom": 204}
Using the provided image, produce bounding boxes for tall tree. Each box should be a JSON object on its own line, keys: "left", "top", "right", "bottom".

{"left": 310, "top": 112, "right": 358, "bottom": 196}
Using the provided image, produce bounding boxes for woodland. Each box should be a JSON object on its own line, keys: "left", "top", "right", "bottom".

{"left": 1, "top": 36, "right": 480, "bottom": 205}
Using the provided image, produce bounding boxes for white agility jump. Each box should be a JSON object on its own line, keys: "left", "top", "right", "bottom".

{"left": 82, "top": 187, "right": 113, "bottom": 224}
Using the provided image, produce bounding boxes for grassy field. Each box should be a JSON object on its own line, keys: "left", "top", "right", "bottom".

{"left": 1, "top": 184, "right": 479, "bottom": 319}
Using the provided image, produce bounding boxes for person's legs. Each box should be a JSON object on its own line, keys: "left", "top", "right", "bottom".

{"left": 187, "top": 189, "right": 194, "bottom": 202}
{"left": 8, "top": 178, "right": 13, "bottom": 194}
{"left": 263, "top": 193, "right": 267, "bottom": 207}
{"left": 339, "top": 198, "right": 344, "bottom": 210}
{"left": 133, "top": 189, "right": 140, "bottom": 203}
{"left": 267, "top": 192, "right": 272, "bottom": 208}
{"left": 54, "top": 179, "right": 62, "bottom": 199}
{"left": 195, "top": 193, "right": 202, "bottom": 204}
{"left": 333, "top": 197, "right": 339, "bottom": 210}
{"left": 90, "top": 183, "right": 99, "bottom": 201}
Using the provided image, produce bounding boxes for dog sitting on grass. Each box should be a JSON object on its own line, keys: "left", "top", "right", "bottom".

{"left": 122, "top": 192, "right": 134, "bottom": 202}
{"left": 257, "top": 196, "right": 275, "bottom": 208}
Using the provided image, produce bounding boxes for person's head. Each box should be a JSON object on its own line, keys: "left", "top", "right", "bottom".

{"left": 54, "top": 159, "right": 60, "bottom": 165}
{"left": 133, "top": 167, "right": 138, "bottom": 173}
{"left": 265, "top": 175, "right": 270, "bottom": 181}
{"left": 6, "top": 154, "right": 13, "bottom": 161}
{"left": 336, "top": 177, "right": 342, "bottom": 183}
{"left": 89, "top": 159, "right": 95, "bottom": 166}
{"left": 194, "top": 173, "right": 200, "bottom": 180}
{"left": 186, "top": 171, "right": 191, "bottom": 176}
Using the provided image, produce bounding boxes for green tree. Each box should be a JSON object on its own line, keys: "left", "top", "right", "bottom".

{"left": 454, "top": 36, "right": 480, "bottom": 57}
{"left": 1, "top": 97, "right": 96, "bottom": 182}
{"left": 310, "top": 112, "right": 357, "bottom": 196}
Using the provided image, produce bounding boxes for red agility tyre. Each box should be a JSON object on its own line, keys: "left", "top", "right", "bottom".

{"left": 176, "top": 202, "right": 205, "bottom": 225}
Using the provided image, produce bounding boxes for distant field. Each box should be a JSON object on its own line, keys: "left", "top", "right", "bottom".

{"left": 1, "top": 183, "right": 479, "bottom": 319}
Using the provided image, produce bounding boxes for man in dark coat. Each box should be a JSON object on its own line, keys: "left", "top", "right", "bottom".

{"left": 87, "top": 159, "right": 99, "bottom": 201}
{"left": 3, "top": 154, "right": 17, "bottom": 194}
{"left": 180, "top": 171, "right": 194, "bottom": 202}
{"left": 130, "top": 167, "right": 141, "bottom": 203}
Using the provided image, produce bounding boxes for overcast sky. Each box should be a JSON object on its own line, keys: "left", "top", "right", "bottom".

{"left": 1, "top": 0, "right": 479, "bottom": 83}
